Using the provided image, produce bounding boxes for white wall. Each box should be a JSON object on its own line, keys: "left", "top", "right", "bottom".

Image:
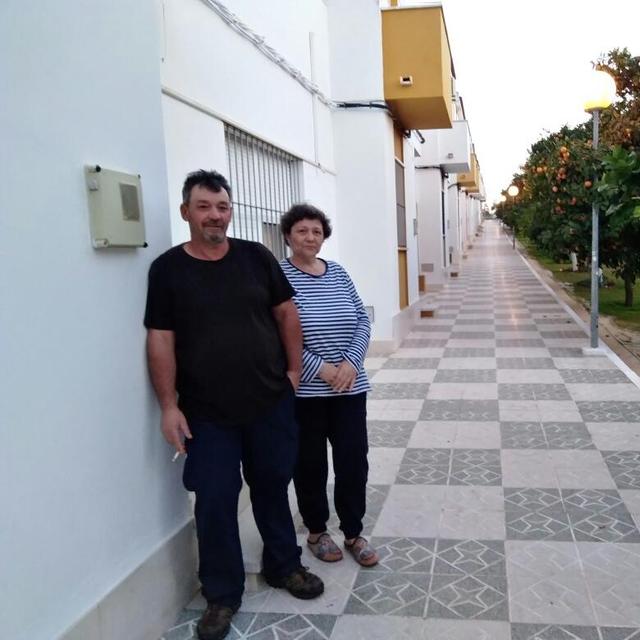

{"left": 161, "top": 95, "right": 228, "bottom": 244}
{"left": 0, "top": 2, "right": 190, "bottom": 639}
{"left": 403, "top": 138, "right": 420, "bottom": 304}
{"left": 416, "top": 168, "right": 446, "bottom": 286}
{"left": 332, "top": 110, "right": 399, "bottom": 340}
{"left": 160, "top": 0, "right": 334, "bottom": 171}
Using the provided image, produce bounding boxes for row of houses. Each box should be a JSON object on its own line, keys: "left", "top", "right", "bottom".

{"left": 1, "top": 1, "right": 485, "bottom": 639}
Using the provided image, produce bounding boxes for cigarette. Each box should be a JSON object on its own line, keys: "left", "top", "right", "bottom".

{"left": 172, "top": 451, "right": 181, "bottom": 462}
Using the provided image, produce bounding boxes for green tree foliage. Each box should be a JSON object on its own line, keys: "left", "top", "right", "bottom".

{"left": 599, "top": 146, "right": 640, "bottom": 305}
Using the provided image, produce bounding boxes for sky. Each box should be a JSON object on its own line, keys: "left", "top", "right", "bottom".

{"left": 439, "top": 0, "right": 640, "bottom": 205}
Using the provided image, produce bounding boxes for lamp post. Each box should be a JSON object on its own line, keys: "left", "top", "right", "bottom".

{"left": 583, "top": 69, "right": 616, "bottom": 351}
{"left": 507, "top": 184, "right": 520, "bottom": 249}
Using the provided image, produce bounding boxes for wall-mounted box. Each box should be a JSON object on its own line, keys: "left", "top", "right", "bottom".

{"left": 85, "top": 165, "right": 147, "bottom": 248}
{"left": 417, "top": 120, "right": 471, "bottom": 173}
{"left": 381, "top": 5, "right": 454, "bottom": 130}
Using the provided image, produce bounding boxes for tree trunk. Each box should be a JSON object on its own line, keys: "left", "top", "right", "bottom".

{"left": 624, "top": 274, "right": 634, "bottom": 307}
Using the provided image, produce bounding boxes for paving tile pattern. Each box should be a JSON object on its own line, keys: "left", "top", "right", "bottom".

{"left": 162, "top": 222, "right": 640, "bottom": 639}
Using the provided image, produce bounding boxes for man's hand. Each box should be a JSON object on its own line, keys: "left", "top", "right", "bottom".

{"left": 331, "top": 360, "right": 357, "bottom": 393}
{"left": 161, "top": 406, "right": 192, "bottom": 454}
{"left": 286, "top": 370, "right": 301, "bottom": 391}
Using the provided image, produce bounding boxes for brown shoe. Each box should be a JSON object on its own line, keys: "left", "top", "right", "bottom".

{"left": 264, "top": 566, "right": 324, "bottom": 599}
{"left": 344, "top": 536, "right": 379, "bottom": 567}
{"left": 307, "top": 532, "right": 343, "bottom": 562}
{"left": 196, "top": 603, "right": 239, "bottom": 640}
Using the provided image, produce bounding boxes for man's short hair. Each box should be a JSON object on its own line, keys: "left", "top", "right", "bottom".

{"left": 182, "top": 170, "right": 232, "bottom": 205}
{"left": 280, "top": 203, "right": 332, "bottom": 241}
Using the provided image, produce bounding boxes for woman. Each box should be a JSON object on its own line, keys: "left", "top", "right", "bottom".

{"left": 279, "top": 203, "right": 378, "bottom": 567}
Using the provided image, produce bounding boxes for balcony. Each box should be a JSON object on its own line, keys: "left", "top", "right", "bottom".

{"left": 381, "top": 5, "right": 454, "bottom": 130}
{"left": 458, "top": 152, "right": 479, "bottom": 191}
{"left": 417, "top": 120, "right": 471, "bottom": 173}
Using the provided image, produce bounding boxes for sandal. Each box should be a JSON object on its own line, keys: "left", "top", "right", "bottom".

{"left": 344, "top": 537, "right": 379, "bottom": 567}
{"left": 307, "top": 532, "right": 343, "bottom": 562}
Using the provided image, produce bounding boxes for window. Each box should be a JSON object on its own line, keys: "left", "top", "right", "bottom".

{"left": 225, "top": 125, "right": 301, "bottom": 260}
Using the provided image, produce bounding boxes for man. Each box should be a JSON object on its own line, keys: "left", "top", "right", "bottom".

{"left": 144, "top": 170, "right": 323, "bottom": 640}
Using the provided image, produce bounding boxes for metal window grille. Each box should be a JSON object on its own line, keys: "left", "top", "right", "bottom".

{"left": 225, "top": 125, "right": 301, "bottom": 260}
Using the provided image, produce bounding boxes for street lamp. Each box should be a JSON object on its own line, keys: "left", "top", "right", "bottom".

{"left": 584, "top": 69, "right": 616, "bottom": 351}
{"left": 507, "top": 184, "right": 519, "bottom": 248}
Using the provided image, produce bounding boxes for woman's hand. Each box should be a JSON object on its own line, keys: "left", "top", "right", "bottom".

{"left": 318, "top": 362, "right": 338, "bottom": 385}
{"left": 331, "top": 360, "right": 357, "bottom": 392}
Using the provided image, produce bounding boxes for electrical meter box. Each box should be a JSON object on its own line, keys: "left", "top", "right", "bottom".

{"left": 85, "top": 165, "right": 147, "bottom": 248}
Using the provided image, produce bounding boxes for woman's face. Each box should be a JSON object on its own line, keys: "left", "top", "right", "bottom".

{"left": 287, "top": 218, "right": 325, "bottom": 259}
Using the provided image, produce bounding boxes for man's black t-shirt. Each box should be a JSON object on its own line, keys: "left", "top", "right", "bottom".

{"left": 144, "top": 239, "right": 295, "bottom": 425}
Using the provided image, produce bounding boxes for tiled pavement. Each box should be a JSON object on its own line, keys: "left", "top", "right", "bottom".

{"left": 161, "top": 222, "right": 640, "bottom": 640}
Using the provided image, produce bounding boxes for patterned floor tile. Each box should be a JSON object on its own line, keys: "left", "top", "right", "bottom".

{"left": 601, "top": 451, "right": 640, "bottom": 489}
{"left": 382, "top": 357, "right": 441, "bottom": 369}
{"left": 427, "top": 539, "right": 509, "bottom": 620}
{"left": 419, "top": 400, "right": 499, "bottom": 421}
{"left": 577, "top": 402, "right": 640, "bottom": 422}
{"left": 450, "top": 449, "right": 502, "bottom": 486}
{"left": 501, "top": 422, "right": 547, "bottom": 449}
{"left": 560, "top": 369, "right": 631, "bottom": 383}
{"left": 401, "top": 338, "right": 448, "bottom": 348}
{"left": 562, "top": 489, "right": 640, "bottom": 542}
{"left": 434, "top": 369, "right": 497, "bottom": 383}
{"left": 344, "top": 571, "right": 429, "bottom": 616}
{"left": 162, "top": 612, "right": 337, "bottom": 640}
{"left": 369, "top": 383, "right": 429, "bottom": 399}
{"left": 510, "top": 623, "right": 599, "bottom": 639}
{"left": 367, "top": 421, "right": 415, "bottom": 447}
{"left": 496, "top": 358, "right": 555, "bottom": 369}
{"left": 371, "top": 368, "right": 436, "bottom": 383}
{"left": 505, "top": 488, "right": 572, "bottom": 541}
{"left": 600, "top": 628, "right": 640, "bottom": 639}
{"left": 396, "top": 448, "right": 450, "bottom": 485}
{"left": 498, "top": 384, "right": 572, "bottom": 401}
{"left": 370, "top": 537, "right": 435, "bottom": 572}
{"left": 443, "top": 348, "right": 496, "bottom": 357}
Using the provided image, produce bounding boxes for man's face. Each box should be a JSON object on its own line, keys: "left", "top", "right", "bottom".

{"left": 180, "top": 185, "right": 232, "bottom": 245}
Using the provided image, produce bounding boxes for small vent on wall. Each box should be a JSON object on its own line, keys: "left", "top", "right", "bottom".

{"left": 120, "top": 183, "right": 141, "bottom": 221}
{"left": 421, "top": 263, "right": 435, "bottom": 273}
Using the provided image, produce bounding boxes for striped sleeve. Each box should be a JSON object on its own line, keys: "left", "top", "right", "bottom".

{"left": 301, "top": 349, "right": 324, "bottom": 383}
{"left": 339, "top": 267, "right": 371, "bottom": 372}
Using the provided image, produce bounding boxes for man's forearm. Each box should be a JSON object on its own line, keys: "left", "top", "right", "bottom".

{"left": 147, "top": 330, "right": 178, "bottom": 409}
{"left": 273, "top": 300, "right": 303, "bottom": 378}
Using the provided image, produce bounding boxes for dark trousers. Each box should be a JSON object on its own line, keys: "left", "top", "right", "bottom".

{"left": 293, "top": 392, "right": 368, "bottom": 540}
{"left": 183, "top": 389, "right": 301, "bottom": 607}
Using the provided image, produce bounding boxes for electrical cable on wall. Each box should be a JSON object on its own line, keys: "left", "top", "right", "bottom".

{"left": 199, "top": 0, "right": 425, "bottom": 143}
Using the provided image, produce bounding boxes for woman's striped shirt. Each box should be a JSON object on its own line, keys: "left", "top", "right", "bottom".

{"left": 280, "top": 259, "right": 371, "bottom": 397}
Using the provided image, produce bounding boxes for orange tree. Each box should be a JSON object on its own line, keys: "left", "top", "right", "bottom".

{"left": 598, "top": 48, "right": 640, "bottom": 151}
{"left": 518, "top": 124, "right": 598, "bottom": 264}
{"left": 599, "top": 146, "right": 640, "bottom": 305}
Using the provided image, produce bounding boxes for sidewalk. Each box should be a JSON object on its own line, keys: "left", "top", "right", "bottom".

{"left": 162, "top": 220, "right": 640, "bottom": 640}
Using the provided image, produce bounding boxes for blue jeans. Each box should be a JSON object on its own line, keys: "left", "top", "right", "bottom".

{"left": 183, "top": 388, "right": 301, "bottom": 607}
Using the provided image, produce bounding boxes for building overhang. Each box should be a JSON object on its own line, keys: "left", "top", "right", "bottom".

{"left": 381, "top": 5, "right": 454, "bottom": 131}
